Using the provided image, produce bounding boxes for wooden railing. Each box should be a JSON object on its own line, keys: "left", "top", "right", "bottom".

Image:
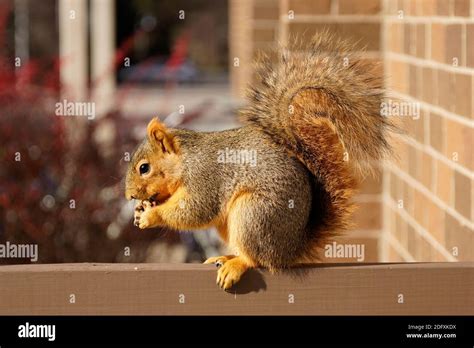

{"left": 0, "top": 262, "right": 472, "bottom": 315}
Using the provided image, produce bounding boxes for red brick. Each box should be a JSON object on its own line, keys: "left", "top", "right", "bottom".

{"left": 445, "top": 25, "right": 463, "bottom": 66}
{"left": 354, "top": 202, "right": 382, "bottom": 229}
{"left": 445, "top": 213, "right": 474, "bottom": 261}
{"left": 288, "top": 23, "right": 381, "bottom": 51}
{"left": 388, "top": 23, "right": 403, "bottom": 53}
{"left": 360, "top": 173, "right": 383, "bottom": 194}
{"left": 404, "top": 24, "right": 412, "bottom": 54}
{"left": 408, "top": 144, "right": 419, "bottom": 180}
{"left": 406, "top": 224, "right": 417, "bottom": 258}
{"left": 419, "top": 236, "right": 433, "bottom": 261}
{"left": 415, "top": 24, "right": 425, "bottom": 58}
{"left": 431, "top": 24, "right": 446, "bottom": 63}
{"left": 339, "top": 0, "right": 381, "bottom": 14}
{"left": 446, "top": 119, "right": 473, "bottom": 169}
{"left": 287, "top": 0, "right": 331, "bottom": 14}
{"left": 421, "top": 0, "right": 437, "bottom": 15}
{"left": 467, "top": 25, "right": 474, "bottom": 68}
{"left": 454, "top": 171, "right": 472, "bottom": 219}
{"left": 427, "top": 200, "right": 446, "bottom": 244}
{"left": 253, "top": 28, "right": 276, "bottom": 43}
{"left": 435, "top": 159, "right": 453, "bottom": 205}
{"left": 408, "top": 64, "right": 420, "bottom": 98}
{"left": 437, "top": 70, "right": 455, "bottom": 112}
{"left": 437, "top": 0, "right": 452, "bottom": 15}
{"left": 254, "top": 3, "right": 280, "bottom": 20}
{"left": 402, "top": 0, "right": 417, "bottom": 16}
{"left": 453, "top": 73, "right": 472, "bottom": 119}
{"left": 389, "top": 59, "right": 409, "bottom": 94}
{"left": 429, "top": 112, "right": 445, "bottom": 153}
{"left": 403, "top": 181, "right": 415, "bottom": 217}
{"left": 406, "top": 109, "right": 425, "bottom": 143}
{"left": 454, "top": 0, "right": 470, "bottom": 16}
{"left": 420, "top": 152, "right": 433, "bottom": 190}
{"left": 390, "top": 172, "right": 398, "bottom": 199}
{"left": 388, "top": 245, "right": 404, "bottom": 262}
{"left": 421, "top": 67, "right": 437, "bottom": 104}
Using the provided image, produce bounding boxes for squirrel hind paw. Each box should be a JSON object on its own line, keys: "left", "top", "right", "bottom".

{"left": 215, "top": 257, "right": 251, "bottom": 291}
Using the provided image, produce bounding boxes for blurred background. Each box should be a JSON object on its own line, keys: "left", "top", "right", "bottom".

{"left": 0, "top": 0, "right": 472, "bottom": 265}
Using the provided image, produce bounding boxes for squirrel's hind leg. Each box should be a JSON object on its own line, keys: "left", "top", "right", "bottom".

{"left": 205, "top": 192, "right": 262, "bottom": 290}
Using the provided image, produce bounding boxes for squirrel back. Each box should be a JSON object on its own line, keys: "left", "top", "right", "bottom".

{"left": 240, "top": 32, "right": 394, "bottom": 253}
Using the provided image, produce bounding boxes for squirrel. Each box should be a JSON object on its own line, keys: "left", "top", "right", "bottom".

{"left": 125, "top": 32, "right": 394, "bottom": 290}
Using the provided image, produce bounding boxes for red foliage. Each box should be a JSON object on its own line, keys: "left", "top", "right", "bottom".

{"left": 0, "top": 6, "right": 180, "bottom": 264}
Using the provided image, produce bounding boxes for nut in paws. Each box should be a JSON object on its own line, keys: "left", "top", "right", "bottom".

{"left": 134, "top": 200, "right": 153, "bottom": 229}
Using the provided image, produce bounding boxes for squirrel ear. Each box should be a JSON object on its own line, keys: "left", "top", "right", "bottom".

{"left": 146, "top": 118, "right": 176, "bottom": 153}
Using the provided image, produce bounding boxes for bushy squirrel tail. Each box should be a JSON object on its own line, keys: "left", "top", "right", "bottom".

{"left": 240, "top": 31, "right": 395, "bottom": 254}
{"left": 240, "top": 31, "right": 393, "bottom": 175}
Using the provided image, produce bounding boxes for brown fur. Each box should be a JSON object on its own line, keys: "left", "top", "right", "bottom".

{"left": 240, "top": 30, "right": 395, "bottom": 176}
{"left": 126, "top": 32, "right": 394, "bottom": 289}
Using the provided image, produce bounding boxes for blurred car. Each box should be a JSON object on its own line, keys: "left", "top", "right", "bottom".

{"left": 119, "top": 57, "right": 200, "bottom": 84}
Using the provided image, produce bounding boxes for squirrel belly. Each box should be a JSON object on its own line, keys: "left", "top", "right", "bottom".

{"left": 171, "top": 125, "right": 315, "bottom": 270}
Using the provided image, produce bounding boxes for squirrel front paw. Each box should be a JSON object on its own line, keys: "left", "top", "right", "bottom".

{"left": 134, "top": 200, "right": 153, "bottom": 229}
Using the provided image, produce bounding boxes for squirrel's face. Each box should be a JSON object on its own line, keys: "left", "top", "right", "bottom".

{"left": 125, "top": 118, "right": 182, "bottom": 204}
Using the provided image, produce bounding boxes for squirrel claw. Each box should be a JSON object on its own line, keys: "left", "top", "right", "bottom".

{"left": 203, "top": 255, "right": 235, "bottom": 266}
{"left": 210, "top": 256, "right": 249, "bottom": 291}
{"left": 133, "top": 200, "right": 153, "bottom": 229}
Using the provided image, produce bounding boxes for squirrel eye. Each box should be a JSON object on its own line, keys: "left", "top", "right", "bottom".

{"left": 139, "top": 163, "right": 150, "bottom": 175}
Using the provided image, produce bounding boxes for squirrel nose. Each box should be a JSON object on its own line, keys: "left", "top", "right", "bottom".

{"left": 125, "top": 190, "right": 136, "bottom": 200}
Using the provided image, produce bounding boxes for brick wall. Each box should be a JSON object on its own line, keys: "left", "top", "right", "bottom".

{"left": 229, "top": 0, "right": 252, "bottom": 97}
{"left": 383, "top": 0, "right": 474, "bottom": 262}
{"left": 229, "top": 0, "right": 473, "bottom": 263}
{"left": 229, "top": 0, "right": 280, "bottom": 96}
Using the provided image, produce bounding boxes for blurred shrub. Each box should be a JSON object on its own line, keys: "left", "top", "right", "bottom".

{"left": 0, "top": 4, "right": 185, "bottom": 264}
{"left": 0, "top": 1, "right": 227, "bottom": 264}
{"left": 0, "top": 74, "right": 176, "bottom": 263}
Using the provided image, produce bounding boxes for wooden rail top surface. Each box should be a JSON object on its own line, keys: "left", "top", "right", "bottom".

{"left": 0, "top": 262, "right": 472, "bottom": 315}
